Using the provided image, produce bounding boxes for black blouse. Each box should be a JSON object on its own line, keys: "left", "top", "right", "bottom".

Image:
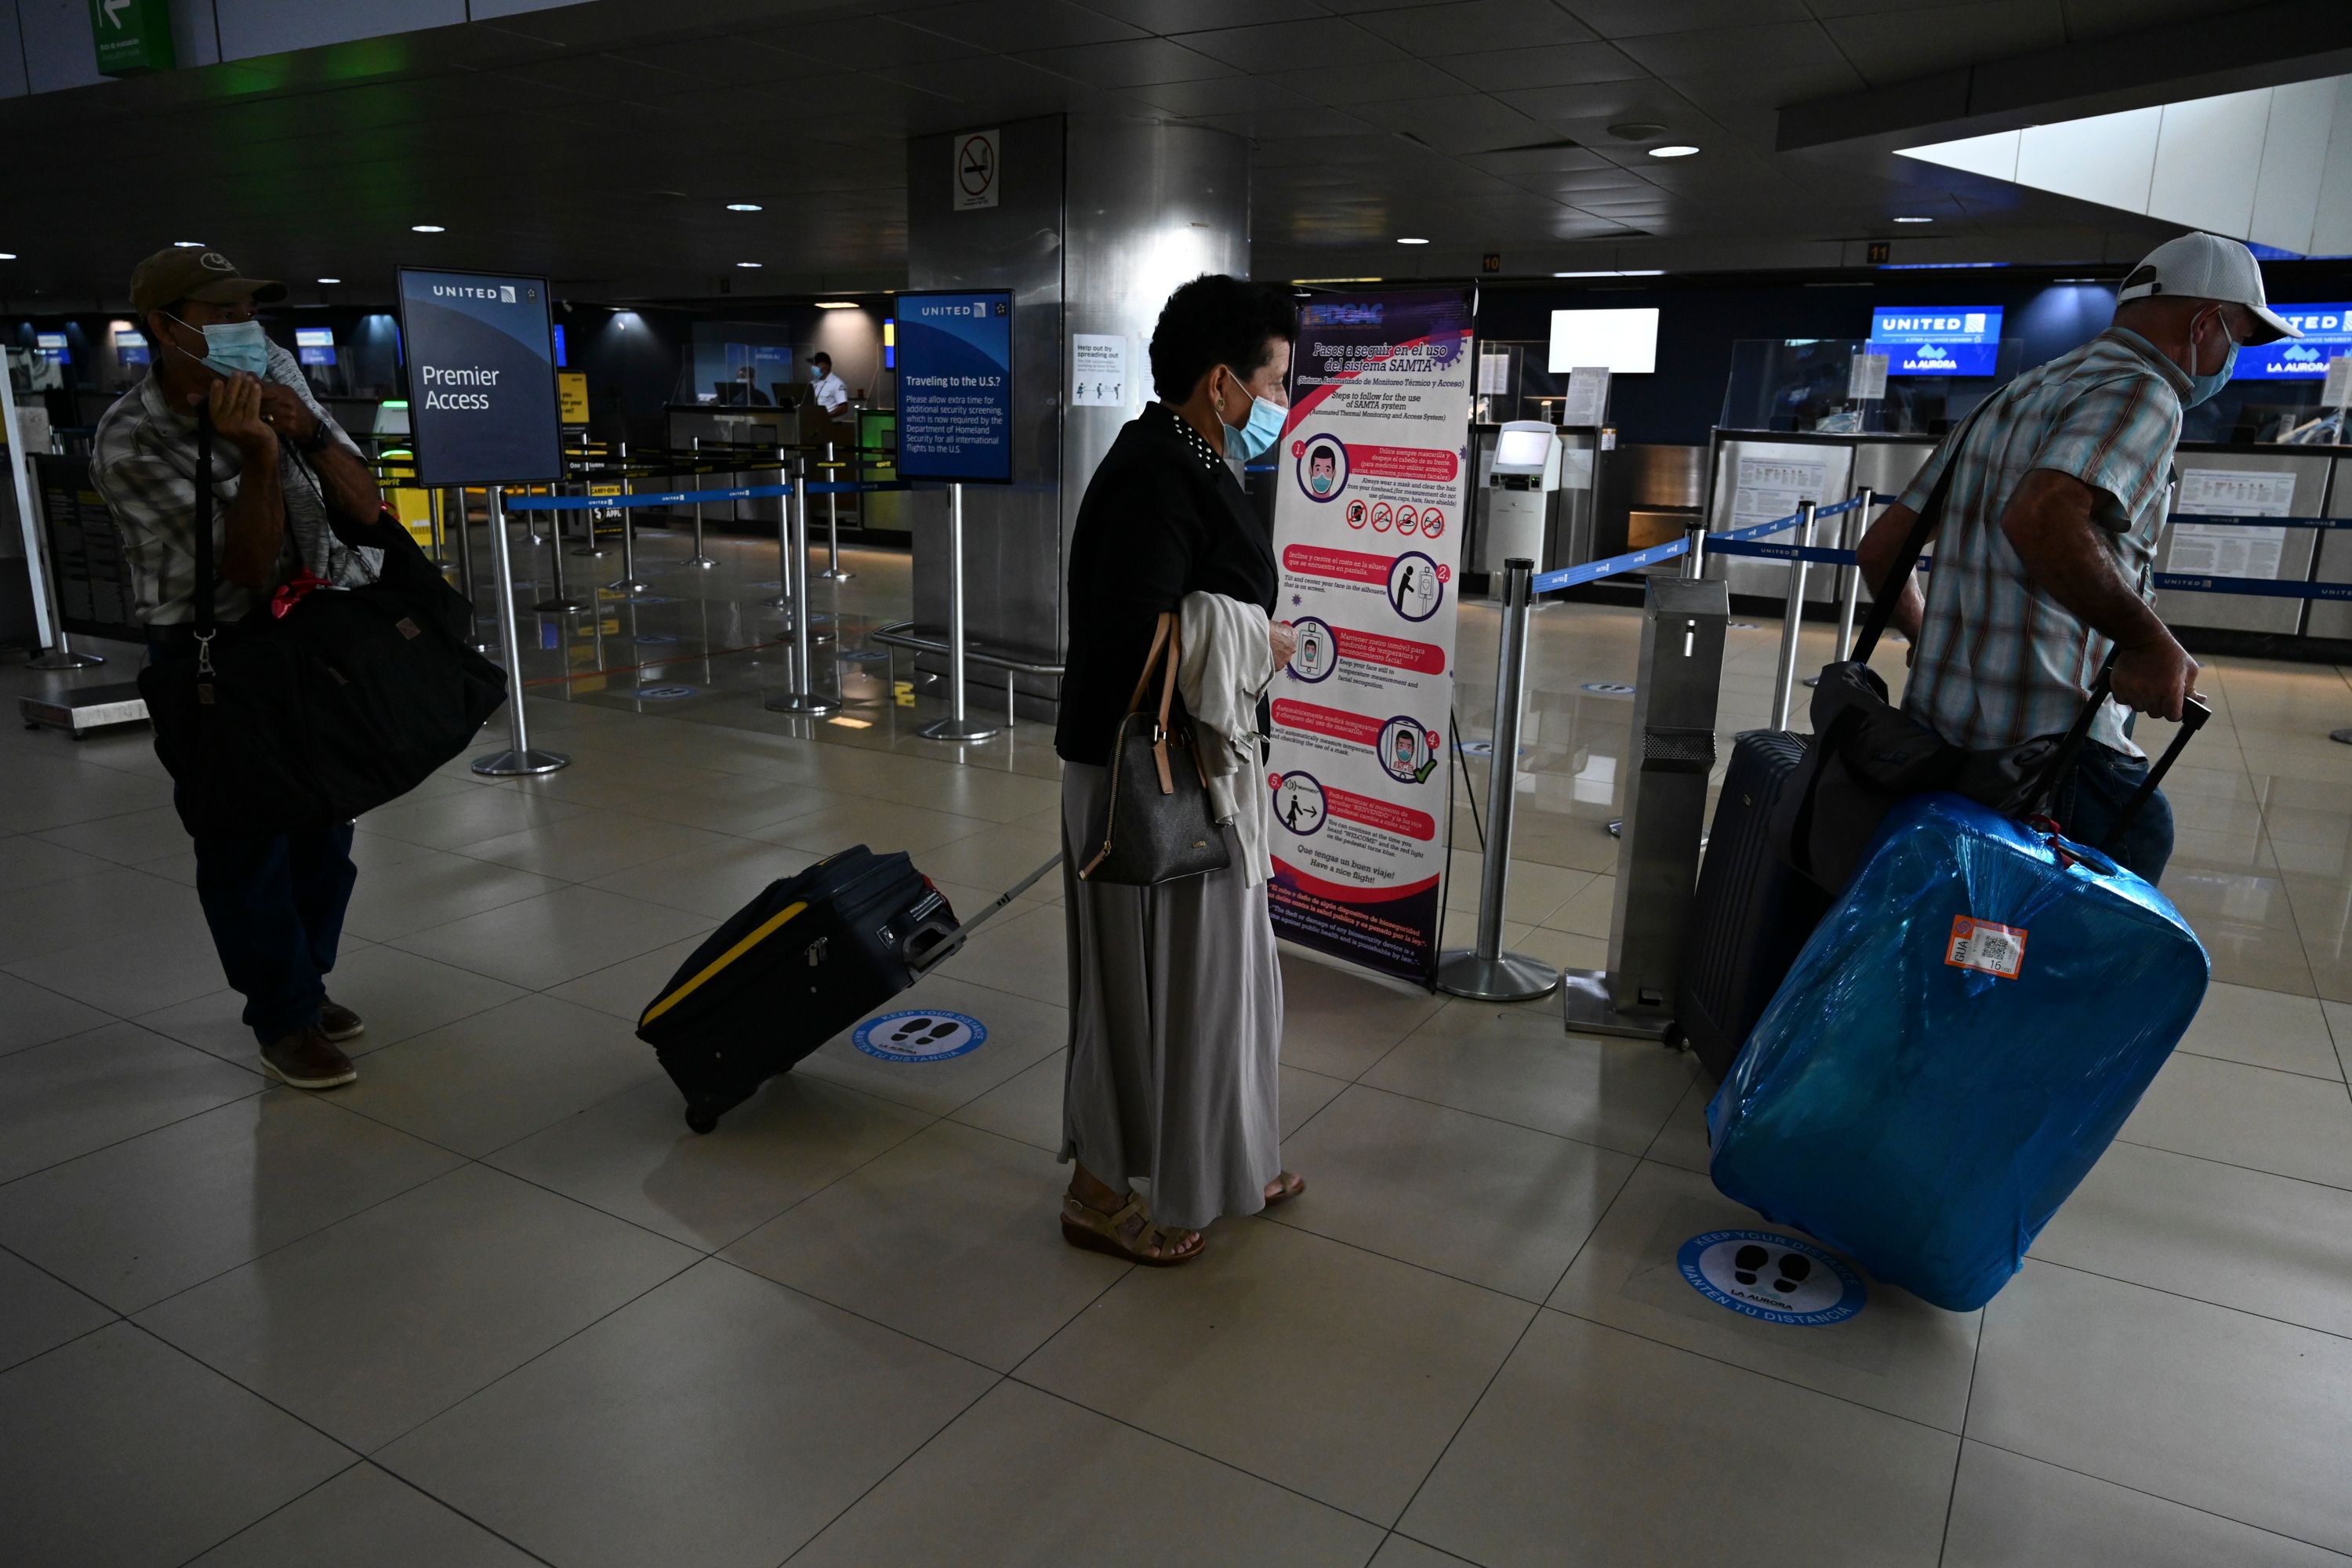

{"left": 1054, "top": 402, "right": 1279, "bottom": 767}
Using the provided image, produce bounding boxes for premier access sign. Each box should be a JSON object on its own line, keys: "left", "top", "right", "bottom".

{"left": 396, "top": 267, "right": 564, "bottom": 488}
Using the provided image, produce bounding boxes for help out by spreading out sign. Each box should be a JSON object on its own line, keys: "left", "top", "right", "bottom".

{"left": 396, "top": 268, "right": 564, "bottom": 487}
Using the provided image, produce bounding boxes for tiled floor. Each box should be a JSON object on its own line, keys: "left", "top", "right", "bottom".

{"left": 2, "top": 521, "right": 2350, "bottom": 1566}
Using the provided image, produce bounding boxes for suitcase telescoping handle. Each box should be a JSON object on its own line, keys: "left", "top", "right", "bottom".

{"left": 2030, "top": 656, "right": 2210, "bottom": 855}
{"left": 906, "top": 853, "right": 1065, "bottom": 976}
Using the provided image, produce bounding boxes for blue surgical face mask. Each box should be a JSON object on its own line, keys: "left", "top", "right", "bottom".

{"left": 1311, "top": 471, "right": 1332, "bottom": 493}
{"left": 2183, "top": 308, "right": 2239, "bottom": 407}
{"left": 1219, "top": 372, "right": 1285, "bottom": 461}
{"left": 168, "top": 314, "right": 270, "bottom": 379}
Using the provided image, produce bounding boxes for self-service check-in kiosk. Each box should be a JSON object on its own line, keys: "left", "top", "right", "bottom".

{"left": 1477, "top": 421, "right": 1561, "bottom": 578}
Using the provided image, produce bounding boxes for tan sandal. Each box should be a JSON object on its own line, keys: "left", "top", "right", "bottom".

{"left": 1263, "top": 1171, "right": 1305, "bottom": 1208}
{"left": 1060, "top": 1192, "right": 1204, "bottom": 1266}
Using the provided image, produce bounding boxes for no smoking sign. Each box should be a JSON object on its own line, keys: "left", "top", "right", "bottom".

{"left": 953, "top": 129, "right": 1000, "bottom": 211}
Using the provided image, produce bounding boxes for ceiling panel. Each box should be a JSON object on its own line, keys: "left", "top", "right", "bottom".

{"left": 1073, "top": 0, "right": 1326, "bottom": 31}
{"left": 1018, "top": 37, "right": 1240, "bottom": 86}
{"left": 1353, "top": 0, "right": 1597, "bottom": 53}
{"left": 1439, "top": 42, "right": 1650, "bottom": 91}
{"left": 1821, "top": 2, "right": 2067, "bottom": 87}
{"left": 898, "top": 0, "right": 1145, "bottom": 52}
{"left": 1556, "top": 0, "right": 1815, "bottom": 38}
{"left": 1265, "top": 59, "right": 1475, "bottom": 104}
{"left": 1175, "top": 18, "right": 1409, "bottom": 71}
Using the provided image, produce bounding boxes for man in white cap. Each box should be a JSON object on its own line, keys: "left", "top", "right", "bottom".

{"left": 1855, "top": 230, "right": 2299, "bottom": 881}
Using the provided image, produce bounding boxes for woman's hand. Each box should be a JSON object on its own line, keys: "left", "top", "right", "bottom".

{"left": 1269, "top": 621, "right": 1298, "bottom": 667}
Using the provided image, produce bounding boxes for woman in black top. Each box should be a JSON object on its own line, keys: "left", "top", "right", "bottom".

{"left": 1054, "top": 275, "right": 1301, "bottom": 1265}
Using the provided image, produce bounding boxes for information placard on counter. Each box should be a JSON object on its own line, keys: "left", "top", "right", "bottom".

{"left": 895, "top": 290, "right": 1013, "bottom": 484}
{"left": 395, "top": 267, "right": 562, "bottom": 487}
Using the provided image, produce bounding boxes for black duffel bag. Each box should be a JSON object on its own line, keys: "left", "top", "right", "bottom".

{"left": 1768, "top": 398, "right": 2082, "bottom": 894}
{"left": 140, "top": 411, "right": 507, "bottom": 839}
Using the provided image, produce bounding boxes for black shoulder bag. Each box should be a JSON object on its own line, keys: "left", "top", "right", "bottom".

{"left": 138, "top": 412, "right": 508, "bottom": 839}
{"left": 1768, "top": 399, "right": 2091, "bottom": 894}
{"left": 1075, "top": 612, "right": 1232, "bottom": 887}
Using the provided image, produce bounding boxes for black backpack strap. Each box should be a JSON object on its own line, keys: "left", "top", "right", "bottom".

{"left": 1850, "top": 395, "right": 1998, "bottom": 663}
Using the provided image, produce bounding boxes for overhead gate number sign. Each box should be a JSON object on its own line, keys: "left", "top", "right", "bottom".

{"left": 396, "top": 267, "right": 564, "bottom": 488}
{"left": 954, "top": 129, "right": 1000, "bottom": 210}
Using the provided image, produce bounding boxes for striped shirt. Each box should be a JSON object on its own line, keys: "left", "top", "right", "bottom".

{"left": 1896, "top": 328, "right": 2188, "bottom": 757}
{"left": 90, "top": 341, "right": 377, "bottom": 627}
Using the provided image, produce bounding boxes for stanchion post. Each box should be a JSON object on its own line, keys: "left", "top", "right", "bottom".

{"left": 917, "top": 483, "right": 1002, "bottom": 742}
{"left": 535, "top": 488, "right": 587, "bottom": 613}
{"left": 764, "top": 447, "right": 793, "bottom": 611}
{"left": 426, "top": 484, "right": 447, "bottom": 565}
{"left": 764, "top": 466, "right": 841, "bottom": 717}
{"left": 686, "top": 436, "right": 718, "bottom": 569}
{"left": 1436, "top": 557, "right": 1560, "bottom": 1001}
{"left": 1680, "top": 517, "right": 1708, "bottom": 581}
{"left": 818, "top": 437, "right": 853, "bottom": 581}
{"left": 471, "top": 485, "right": 568, "bottom": 777}
{"left": 1836, "top": 489, "right": 1871, "bottom": 659}
{"left": 1769, "top": 499, "right": 1817, "bottom": 730}
{"left": 451, "top": 488, "right": 486, "bottom": 651}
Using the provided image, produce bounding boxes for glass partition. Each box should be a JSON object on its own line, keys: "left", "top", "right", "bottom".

{"left": 1719, "top": 337, "right": 2023, "bottom": 437}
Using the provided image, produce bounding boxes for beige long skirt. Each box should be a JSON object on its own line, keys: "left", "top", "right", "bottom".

{"left": 1058, "top": 760, "right": 1284, "bottom": 1230}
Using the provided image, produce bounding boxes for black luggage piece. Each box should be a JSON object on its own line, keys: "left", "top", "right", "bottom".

{"left": 637, "top": 846, "right": 959, "bottom": 1132}
{"left": 1676, "top": 731, "right": 1833, "bottom": 1080}
{"left": 638, "top": 845, "right": 1062, "bottom": 1133}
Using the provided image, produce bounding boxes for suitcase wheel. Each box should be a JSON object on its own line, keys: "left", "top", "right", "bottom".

{"left": 684, "top": 1101, "right": 720, "bottom": 1135}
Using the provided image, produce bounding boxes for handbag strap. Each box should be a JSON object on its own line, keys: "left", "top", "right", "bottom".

{"left": 1156, "top": 614, "right": 1182, "bottom": 734}
{"left": 1122, "top": 612, "right": 1174, "bottom": 716}
{"left": 193, "top": 407, "right": 216, "bottom": 647}
{"left": 1850, "top": 395, "right": 1998, "bottom": 663}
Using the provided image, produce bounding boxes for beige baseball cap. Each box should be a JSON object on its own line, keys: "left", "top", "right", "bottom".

{"left": 129, "top": 247, "right": 285, "bottom": 313}
{"left": 2117, "top": 232, "right": 2299, "bottom": 343}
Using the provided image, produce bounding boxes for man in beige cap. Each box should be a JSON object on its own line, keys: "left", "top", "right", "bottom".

{"left": 1856, "top": 230, "right": 2300, "bottom": 882}
{"left": 93, "top": 247, "right": 385, "bottom": 1088}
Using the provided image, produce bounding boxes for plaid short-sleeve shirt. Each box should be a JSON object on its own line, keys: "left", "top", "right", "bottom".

{"left": 89, "top": 341, "right": 375, "bottom": 627}
{"left": 1896, "top": 328, "right": 2189, "bottom": 757}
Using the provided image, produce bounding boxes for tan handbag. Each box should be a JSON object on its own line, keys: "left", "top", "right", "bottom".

{"left": 1076, "top": 612, "right": 1233, "bottom": 886}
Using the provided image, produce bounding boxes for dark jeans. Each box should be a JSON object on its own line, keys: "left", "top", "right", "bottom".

{"left": 151, "top": 637, "right": 359, "bottom": 1044}
{"left": 187, "top": 804, "right": 358, "bottom": 1044}
{"left": 2053, "top": 742, "right": 2174, "bottom": 884}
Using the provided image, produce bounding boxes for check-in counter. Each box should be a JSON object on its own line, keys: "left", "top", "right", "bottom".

{"left": 665, "top": 405, "right": 796, "bottom": 527}
{"left": 1704, "top": 427, "right": 2350, "bottom": 649}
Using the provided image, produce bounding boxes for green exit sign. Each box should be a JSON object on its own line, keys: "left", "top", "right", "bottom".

{"left": 90, "top": 0, "right": 176, "bottom": 77}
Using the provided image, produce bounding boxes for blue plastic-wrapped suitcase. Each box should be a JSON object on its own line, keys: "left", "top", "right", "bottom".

{"left": 1707, "top": 775, "right": 2209, "bottom": 1313}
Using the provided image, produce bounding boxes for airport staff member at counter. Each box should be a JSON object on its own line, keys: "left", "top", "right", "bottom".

{"left": 1856, "top": 231, "right": 2299, "bottom": 884}
{"left": 808, "top": 352, "right": 849, "bottom": 414}
{"left": 92, "top": 245, "right": 383, "bottom": 1091}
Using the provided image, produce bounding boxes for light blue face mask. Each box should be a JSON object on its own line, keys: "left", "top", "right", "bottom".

{"left": 168, "top": 314, "right": 270, "bottom": 379}
{"left": 2183, "top": 308, "right": 2239, "bottom": 407}
{"left": 1219, "top": 370, "right": 1286, "bottom": 462}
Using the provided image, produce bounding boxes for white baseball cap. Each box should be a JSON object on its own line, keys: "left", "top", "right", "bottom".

{"left": 2117, "top": 232, "right": 2300, "bottom": 343}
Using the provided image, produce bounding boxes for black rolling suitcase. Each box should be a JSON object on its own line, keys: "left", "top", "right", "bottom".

{"left": 637, "top": 845, "right": 1058, "bottom": 1132}
{"left": 1676, "top": 731, "right": 1832, "bottom": 1080}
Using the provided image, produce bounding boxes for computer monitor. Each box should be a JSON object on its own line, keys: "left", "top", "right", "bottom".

{"left": 776, "top": 380, "right": 814, "bottom": 408}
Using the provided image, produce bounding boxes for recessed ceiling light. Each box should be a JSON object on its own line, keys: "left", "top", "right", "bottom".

{"left": 1608, "top": 122, "right": 1668, "bottom": 141}
{"left": 0, "top": 252, "right": 16, "bottom": 261}
{"left": 1893, "top": 216, "right": 1934, "bottom": 223}
{"left": 813, "top": 300, "right": 858, "bottom": 309}
{"left": 1647, "top": 145, "right": 1700, "bottom": 158}
{"left": 1396, "top": 237, "right": 1430, "bottom": 245}
{"left": 1553, "top": 269, "right": 1664, "bottom": 278}
{"left": 736, "top": 261, "right": 763, "bottom": 269}
{"left": 172, "top": 241, "right": 204, "bottom": 248}
{"left": 725, "top": 203, "right": 763, "bottom": 212}
{"left": 316, "top": 277, "right": 341, "bottom": 285}
{"left": 412, "top": 224, "right": 445, "bottom": 233}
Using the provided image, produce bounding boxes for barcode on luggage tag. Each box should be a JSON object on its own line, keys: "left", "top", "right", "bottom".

{"left": 1945, "top": 916, "right": 2026, "bottom": 979}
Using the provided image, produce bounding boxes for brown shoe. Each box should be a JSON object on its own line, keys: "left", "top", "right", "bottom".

{"left": 318, "top": 999, "right": 365, "bottom": 1044}
{"left": 261, "top": 1025, "right": 358, "bottom": 1090}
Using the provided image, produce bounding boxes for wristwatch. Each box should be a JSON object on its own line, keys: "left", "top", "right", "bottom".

{"left": 296, "top": 419, "right": 335, "bottom": 454}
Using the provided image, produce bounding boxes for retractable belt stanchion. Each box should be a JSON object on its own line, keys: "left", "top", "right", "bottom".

{"left": 471, "top": 485, "right": 568, "bottom": 777}
{"left": 1436, "top": 557, "right": 1559, "bottom": 1002}
{"left": 1680, "top": 517, "right": 1708, "bottom": 580}
{"left": 605, "top": 447, "right": 647, "bottom": 592}
{"left": 818, "top": 438, "right": 853, "bottom": 581}
{"left": 686, "top": 437, "right": 719, "bottom": 570}
{"left": 570, "top": 445, "right": 607, "bottom": 558}
{"left": 917, "top": 483, "right": 1002, "bottom": 742}
{"left": 1769, "top": 499, "right": 1817, "bottom": 730}
{"left": 1836, "top": 488, "right": 1870, "bottom": 659}
{"left": 534, "top": 485, "right": 587, "bottom": 613}
{"left": 764, "top": 447, "right": 794, "bottom": 612}
{"left": 426, "top": 484, "right": 447, "bottom": 565}
{"left": 764, "top": 472, "right": 840, "bottom": 717}
{"left": 450, "top": 488, "right": 486, "bottom": 652}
